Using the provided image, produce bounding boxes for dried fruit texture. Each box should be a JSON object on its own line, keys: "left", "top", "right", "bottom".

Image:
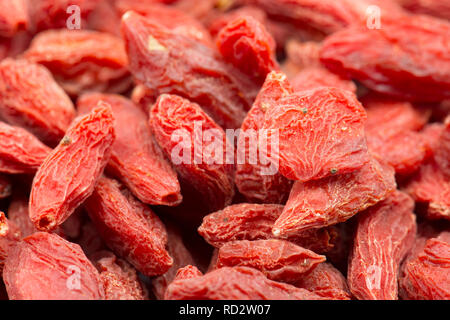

{"left": 198, "top": 203, "right": 337, "bottom": 253}
{"left": 435, "top": 117, "right": 450, "bottom": 178}
{"left": 76, "top": 220, "right": 107, "bottom": 256}
{"left": 235, "top": 71, "right": 293, "bottom": 204}
{"left": 320, "top": 15, "right": 450, "bottom": 102}
{"left": 284, "top": 40, "right": 322, "bottom": 75}
{"left": 78, "top": 93, "right": 182, "bottom": 206}
{"left": 274, "top": 158, "right": 396, "bottom": 237}
{"left": 165, "top": 266, "right": 322, "bottom": 300}
{"left": 84, "top": 176, "right": 172, "bottom": 277}
{"left": 263, "top": 87, "right": 369, "bottom": 182}
{"left": 0, "top": 174, "right": 11, "bottom": 199}
{"left": 0, "top": 121, "right": 51, "bottom": 174}
{"left": 421, "top": 123, "right": 444, "bottom": 159}
{"left": 0, "top": 0, "right": 28, "bottom": 37}
{"left": 150, "top": 94, "right": 235, "bottom": 212}
{"left": 291, "top": 67, "right": 357, "bottom": 93}
{"left": 294, "top": 262, "right": 352, "bottom": 300}
{"left": 216, "top": 239, "right": 326, "bottom": 283}
{"left": 3, "top": 232, "right": 105, "bottom": 300}
{"left": 217, "top": 16, "right": 279, "bottom": 85}
{"left": 24, "top": 29, "right": 130, "bottom": 97}
{"left": 240, "top": 0, "right": 406, "bottom": 34}
{"left": 92, "top": 251, "right": 148, "bottom": 300}
{"left": 173, "top": 265, "right": 203, "bottom": 281}
{"left": 115, "top": 2, "right": 213, "bottom": 46}
{"left": 151, "top": 223, "right": 196, "bottom": 300}
{"left": 348, "top": 190, "right": 417, "bottom": 300}
{"left": 7, "top": 195, "right": 37, "bottom": 238}
{"left": 121, "top": 11, "right": 257, "bottom": 129}
{"left": 29, "top": 104, "right": 115, "bottom": 232}
{"left": 396, "top": 0, "right": 450, "bottom": 20}
{"left": 0, "top": 215, "right": 21, "bottom": 274}
{"left": 130, "top": 85, "right": 157, "bottom": 114}
{"left": 0, "top": 58, "right": 75, "bottom": 145}
{"left": 399, "top": 236, "right": 450, "bottom": 300}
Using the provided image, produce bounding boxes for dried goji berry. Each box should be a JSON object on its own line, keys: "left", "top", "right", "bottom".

{"left": 320, "top": 15, "right": 450, "bottom": 102}
{"left": 24, "top": 29, "right": 130, "bottom": 97}
{"left": 0, "top": 121, "right": 51, "bottom": 174}
{"left": 291, "top": 67, "right": 357, "bottom": 93}
{"left": 0, "top": 0, "right": 28, "bottom": 37}
{"left": 216, "top": 239, "right": 326, "bottom": 283}
{"left": 92, "top": 250, "right": 148, "bottom": 300}
{"left": 121, "top": 11, "right": 257, "bottom": 129}
{"left": 294, "top": 262, "right": 352, "bottom": 300}
{"left": 30, "top": 103, "right": 115, "bottom": 231}
{"left": 84, "top": 176, "right": 172, "bottom": 277}
{"left": 165, "top": 266, "right": 322, "bottom": 300}
{"left": 0, "top": 58, "right": 75, "bottom": 145}
{"left": 0, "top": 215, "right": 21, "bottom": 274}
{"left": 273, "top": 157, "right": 396, "bottom": 237}
{"left": 150, "top": 94, "right": 235, "bottom": 212}
{"left": 348, "top": 190, "right": 417, "bottom": 300}
{"left": 3, "top": 232, "right": 105, "bottom": 300}
{"left": 78, "top": 93, "right": 182, "bottom": 206}
{"left": 283, "top": 40, "right": 322, "bottom": 75}
{"left": 396, "top": 0, "right": 450, "bottom": 20}
{"left": 173, "top": 265, "right": 203, "bottom": 282}
{"left": 235, "top": 71, "right": 293, "bottom": 204}
{"left": 435, "top": 116, "right": 450, "bottom": 179}
{"left": 421, "top": 123, "right": 445, "bottom": 160}
{"left": 263, "top": 87, "right": 369, "bottom": 182}
{"left": 7, "top": 194, "right": 38, "bottom": 238}
{"left": 130, "top": 85, "right": 158, "bottom": 114}
{"left": 0, "top": 174, "right": 11, "bottom": 199}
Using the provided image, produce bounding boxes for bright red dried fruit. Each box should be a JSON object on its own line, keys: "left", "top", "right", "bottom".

{"left": 78, "top": 93, "right": 182, "bottom": 206}
{"left": 165, "top": 266, "right": 322, "bottom": 300}
{"left": 8, "top": 195, "right": 37, "bottom": 238}
{"left": 0, "top": 58, "right": 75, "bottom": 145}
{"left": 291, "top": 67, "right": 356, "bottom": 93}
{"left": 0, "top": 214, "right": 21, "bottom": 274}
{"left": 216, "top": 239, "right": 326, "bottom": 283}
{"left": 121, "top": 11, "right": 257, "bottom": 129}
{"left": 150, "top": 94, "right": 235, "bottom": 212}
{"left": 30, "top": 103, "right": 115, "bottom": 231}
{"left": 173, "top": 265, "right": 203, "bottom": 282}
{"left": 320, "top": 15, "right": 450, "bottom": 102}
{"left": 273, "top": 157, "right": 396, "bottom": 237}
{"left": 0, "top": 0, "right": 28, "bottom": 37}
{"left": 3, "top": 232, "right": 105, "bottom": 300}
{"left": 0, "top": 121, "right": 51, "bottom": 174}
{"left": 24, "top": 29, "right": 130, "bottom": 97}
{"left": 396, "top": 0, "right": 450, "bottom": 20}
{"left": 0, "top": 174, "right": 11, "bottom": 199}
{"left": 348, "top": 190, "right": 417, "bottom": 300}
{"left": 84, "top": 176, "right": 172, "bottom": 277}
{"left": 435, "top": 116, "right": 450, "bottom": 178}
{"left": 263, "top": 87, "right": 369, "bottom": 181}
{"left": 235, "top": 71, "right": 293, "bottom": 204}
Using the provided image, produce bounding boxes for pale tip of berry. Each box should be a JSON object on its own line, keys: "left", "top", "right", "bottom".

{"left": 272, "top": 228, "right": 281, "bottom": 237}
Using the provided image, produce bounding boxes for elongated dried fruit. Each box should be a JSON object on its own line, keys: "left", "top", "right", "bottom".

{"left": 0, "top": 121, "right": 51, "bottom": 174}
{"left": 150, "top": 94, "right": 234, "bottom": 212}
{"left": 273, "top": 157, "right": 396, "bottom": 237}
{"left": 216, "top": 239, "right": 326, "bottom": 283}
{"left": 121, "top": 11, "right": 256, "bottom": 129}
{"left": 78, "top": 93, "right": 182, "bottom": 206}
{"left": 30, "top": 103, "right": 115, "bottom": 231}
{"left": 173, "top": 265, "right": 203, "bottom": 282}
{"left": 165, "top": 266, "right": 322, "bottom": 300}
{"left": 263, "top": 87, "right": 369, "bottom": 181}
{"left": 84, "top": 176, "right": 172, "bottom": 277}
{"left": 0, "top": 58, "right": 75, "bottom": 145}
{"left": 3, "top": 232, "right": 105, "bottom": 300}
{"left": 348, "top": 190, "right": 417, "bottom": 300}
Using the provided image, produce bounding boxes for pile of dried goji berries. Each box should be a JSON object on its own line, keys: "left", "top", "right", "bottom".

{"left": 0, "top": 0, "right": 449, "bottom": 301}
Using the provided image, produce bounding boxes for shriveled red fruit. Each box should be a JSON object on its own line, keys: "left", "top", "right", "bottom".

{"left": 130, "top": 85, "right": 157, "bottom": 114}
{"left": 92, "top": 251, "right": 148, "bottom": 300}
{"left": 216, "top": 239, "right": 326, "bottom": 283}
{"left": 294, "top": 262, "right": 352, "bottom": 300}
{"left": 217, "top": 15, "right": 279, "bottom": 84}
{"left": 150, "top": 94, "right": 234, "bottom": 212}
{"left": 263, "top": 87, "right": 369, "bottom": 182}
{"left": 198, "top": 203, "right": 337, "bottom": 253}
{"left": 0, "top": 212, "right": 8, "bottom": 237}
{"left": 421, "top": 123, "right": 445, "bottom": 159}
{"left": 399, "top": 236, "right": 450, "bottom": 300}
{"left": 273, "top": 157, "right": 396, "bottom": 237}
{"left": 84, "top": 176, "right": 172, "bottom": 277}
{"left": 291, "top": 67, "right": 356, "bottom": 93}
{"left": 8, "top": 195, "right": 37, "bottom": 238}
{"left": 0, "top": 121, "right": 51, "bottom": 174}
{"left": 121, "top": 11, "right": 257, "bottom": 129}
{"left": 0, "top": 0, "right": 28, "bottom": 37}
{"left": 0, "top": 174, "right": 11, "bottom": 199}
{"left": 0, "top": 58, "right": 75, "bottom": 145}
{"left": 173, "top": 265, "right": 203, "bottom": 281}
{"left": 235, "top": 71, "right": 293, "bottom": 204}
{"left": 78, "top": 93, "right": 182, "bottom": 206}
{"left": 320, "top": 15, "right": 450, "bottom": 102}
{"left": 348, "top": 190, "right": 417, "bottom": 300}
{"left": 284, "top": 40, "right": 322, "bottom": 75}
{"left": 435, "top": 116, "right": 450, "bottom": 178}
{"left": 0, "top": 214, "right": 21, "bottom": 274}
{"left": 24, "top": 29, "right": 130, "bottom": 97}
{"left": 30, "top": 104, "right": 115, "bottom": 232}
{"left": 396, "top": 0, "right": 450, "bottom": 20}
{"left": 165, "top": 266, "right": 322, "bottom": 300}
{"left": 3, "top": 232, "right": 105, "bottom": 300}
